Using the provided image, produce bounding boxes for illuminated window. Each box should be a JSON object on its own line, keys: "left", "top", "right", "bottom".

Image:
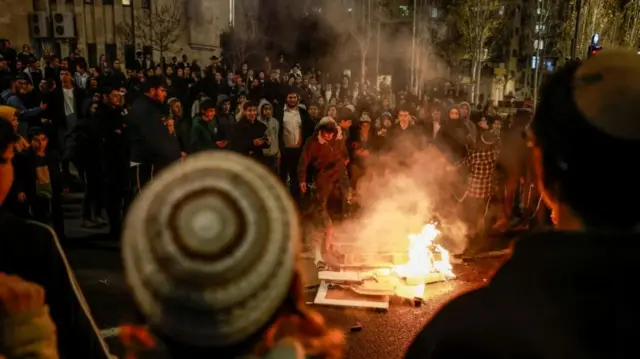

{"left": 399, "top": 5, "right": 409, "bottom": 16}
{"left": 122, "top": 0, "right": 131, "bottom": 5}
{"left": 431, "top": 7, "right": 439, "bottom": 18}
{"left": 533, "top": 39, "right": 544, "bottom": 50}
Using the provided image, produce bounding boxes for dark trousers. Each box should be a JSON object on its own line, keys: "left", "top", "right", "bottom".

{"left": 261, "top": 155, "right": 278, "bottom": 175}
{"left": 461, "top": 195, "right": 491, "bottom": 253}
{"left": 106, "top": 169, "right": 131, "bottom": 240}
{"left": 279, "top": 148, "right": 302, "bottom": 201}
{"left": 80, "top": 162, "right": 104, "bottom": 221}
{"left": 130, "top": 163, "right": 154, "bottom": 197}
{"left": 314, "top": 172, "right": 350, "bottom": 229}
{"left": 32, "top": 195, "right": 66, "bottom": 241}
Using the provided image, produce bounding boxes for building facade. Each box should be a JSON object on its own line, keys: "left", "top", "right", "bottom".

{"left": 1, "top": 0, "right": 234, "bottom": 67}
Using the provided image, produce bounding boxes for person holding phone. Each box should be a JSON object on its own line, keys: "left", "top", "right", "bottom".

{"left": 190, "top": 99, "right": 228, "bottom": 153}
{"left": 228, "top": 101, "right": 270, "bottom": 161}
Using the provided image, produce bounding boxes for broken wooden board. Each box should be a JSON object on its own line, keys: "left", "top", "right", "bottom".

{"left": 313, "top": 281, "right": 389, "bottom": 310}
{"left": 318, "top": 271, "right": 362, "bottom": 282}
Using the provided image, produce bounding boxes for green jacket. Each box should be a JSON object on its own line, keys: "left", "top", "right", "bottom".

{"left": 190, "top": 116, "right": 227, "bottom": 153}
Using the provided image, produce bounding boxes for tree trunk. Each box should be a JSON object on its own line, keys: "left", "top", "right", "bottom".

{"left": 360, "top": 47, "right": 367, "bottom": 84}
{"left": 474, "top": 61, "right": 481, "bottom": 106}
{"left": 533, "top": 49, "right": 540, "bottom": 109}
{"left": 470, "top": 57, "right": 478, "bottom": 104}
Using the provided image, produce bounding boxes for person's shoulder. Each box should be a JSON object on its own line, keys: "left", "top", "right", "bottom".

{"left": 406, "top": 286, "right": 501, "bottom": 358}
{"left": 0, "top": 211, "right": 57, "bottom": 243}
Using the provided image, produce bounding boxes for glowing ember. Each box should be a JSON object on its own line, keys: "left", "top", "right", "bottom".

{"left": 393, "top": 223, "right": 454, "bottom": 280}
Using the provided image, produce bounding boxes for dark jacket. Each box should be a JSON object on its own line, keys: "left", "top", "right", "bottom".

{"left": 439, "top": 119, "right": 474, "bottom": 163}
{"left": 228, "top": 116, "right": 269, "bottom": 160}
{"left": 190, "top": 116, "right": 227, "bottom": 153}
{"left": 128, "top": 95, "right": 181, "bottom": 171}
{"left": 0, "top": 211, "right": 112, "bottom": 359}
{"left": 12, "top": 149, "right": 65, "bottom": 201}
{"left": 214, "top": 95, "right": 235, "bottom": 140}
{"left": 96, "top": 103, "right": 129, "bottom": 171}
{"left": 51, "top": 86, "right": 86, "bottom": 128}
{"left": 406, "top": 230, "right": 640, "bottom": 359}
{"left": 385, "top": 123, "right": 425, "bottom": 150}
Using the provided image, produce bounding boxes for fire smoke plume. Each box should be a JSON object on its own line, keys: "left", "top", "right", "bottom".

{"left": 339, "top": 139, "right": 468, "bottom": 256}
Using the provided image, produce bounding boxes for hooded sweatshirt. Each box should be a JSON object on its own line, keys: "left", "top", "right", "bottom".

{"left": 258, "top": 99, "right": 280, "bottom": 157}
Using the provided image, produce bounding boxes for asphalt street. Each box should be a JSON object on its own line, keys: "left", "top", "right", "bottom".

{"left": 61, "top": 193, "right": 506, "bottom": 359}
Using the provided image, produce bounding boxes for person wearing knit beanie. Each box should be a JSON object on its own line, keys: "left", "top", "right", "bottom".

{"left": 122, "top": 151, "right": 344, "bottom": 358}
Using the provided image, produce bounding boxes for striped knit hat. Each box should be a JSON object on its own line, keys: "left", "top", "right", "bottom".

{"left": 122, "top": 151, "right": 300, "bottom": 347}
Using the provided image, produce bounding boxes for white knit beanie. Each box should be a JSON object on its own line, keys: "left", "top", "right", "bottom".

{"left": 122, "top": 151, "right": 300, "bottom": 347}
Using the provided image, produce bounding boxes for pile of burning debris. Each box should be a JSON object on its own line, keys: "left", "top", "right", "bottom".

{"left": 312, "top": 223, "right": 456, "bottom": 310}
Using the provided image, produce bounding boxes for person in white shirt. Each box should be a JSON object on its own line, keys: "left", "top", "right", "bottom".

{"left": 277, "top": 90, "right": 314, "bottom": 202}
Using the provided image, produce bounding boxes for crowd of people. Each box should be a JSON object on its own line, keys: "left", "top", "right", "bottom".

{"left": 0, "top": 44, "right": 538, "bottom": 250}
{"left": 3, "top": 42, "right": 637, "bottom": 359}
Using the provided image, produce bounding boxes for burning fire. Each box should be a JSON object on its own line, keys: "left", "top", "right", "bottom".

{"left": 393, "top": 223, "right": 454, "bottom": 281}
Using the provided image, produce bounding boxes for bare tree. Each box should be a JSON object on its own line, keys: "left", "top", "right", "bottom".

{"left": 560, "top": 0, "right": 620, "bottom": 59}
{"left": 221, "top": 0, "right": 264, "bottom": 71}
{"left": 324, "top": 0, "right": 379, "bottom": 83}
{"left": 116, "top": 0, "right": 186, "bottom": 64}
{"left": 620, "top": 0, "right": 640, "bottom": 49}
{"left": 456, "top": 0, "right": 502, "bottom": 104}
{"left": 530, "top": 0, "right": 560, "bottom": 108}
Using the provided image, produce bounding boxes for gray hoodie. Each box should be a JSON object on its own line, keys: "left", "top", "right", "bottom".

{"left": 258, "top": 99, "right": 280, "bottom": 157}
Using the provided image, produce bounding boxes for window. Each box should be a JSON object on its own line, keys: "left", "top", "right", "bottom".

{"left": 534, "top": 39, "right": 544, "bottom": 50}
{"left": 122, "top": 0, "right": 131, "bottom": 5}
{"left": 499, "top": 5, "right": 505, "bottom": 15}
{"left": 102, "top": 0, "right": 114, "bottom": 5}
{"left": 535, "top": 24, "right": 545, "bottom": 33}
{"left": 141, "top": 0, "right": 150, "bottom": 9}
{"left": 87, "top": 43, "right": 97, "bottom": 68}
{"left": 399, "top": 5, "right": 409, "bottom": 16}
{"left": 105, "top": 43, "right": 117, "bottom": 64}
{"left": 531, "top": 55, "right": 538, "bottom": 69}
{"left": 431, "top": 7, "right": 439, "bottom": 18}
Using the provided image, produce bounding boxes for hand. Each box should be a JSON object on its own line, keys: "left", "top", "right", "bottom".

{"left": 253, "top": 138, "right": 265, "bottom": 146}
{"left": 357, "top": 149, "right": 370, "bottom": 157}
{"left": 40, "top": 102, "right": 47, "bottom": 110}
{"left": 344, "top": 159, "right": 349, "bottom": 165}
{"left": 300, "top": 182, "right": 307, "bottom": 193}
{"left": 17, "top": 192, "right": 26, "bottom": 202}
{"left": 41, "top": 118, "right": 51, "bottom": 124}
{"left": 216, "top": 141, "right": 228, "bottom": 148}
{"left": 114, "top": 129, "right": 122, "bottom": 134}
{"left": 0, "top": 273, "right": 46, "bottom": 315}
